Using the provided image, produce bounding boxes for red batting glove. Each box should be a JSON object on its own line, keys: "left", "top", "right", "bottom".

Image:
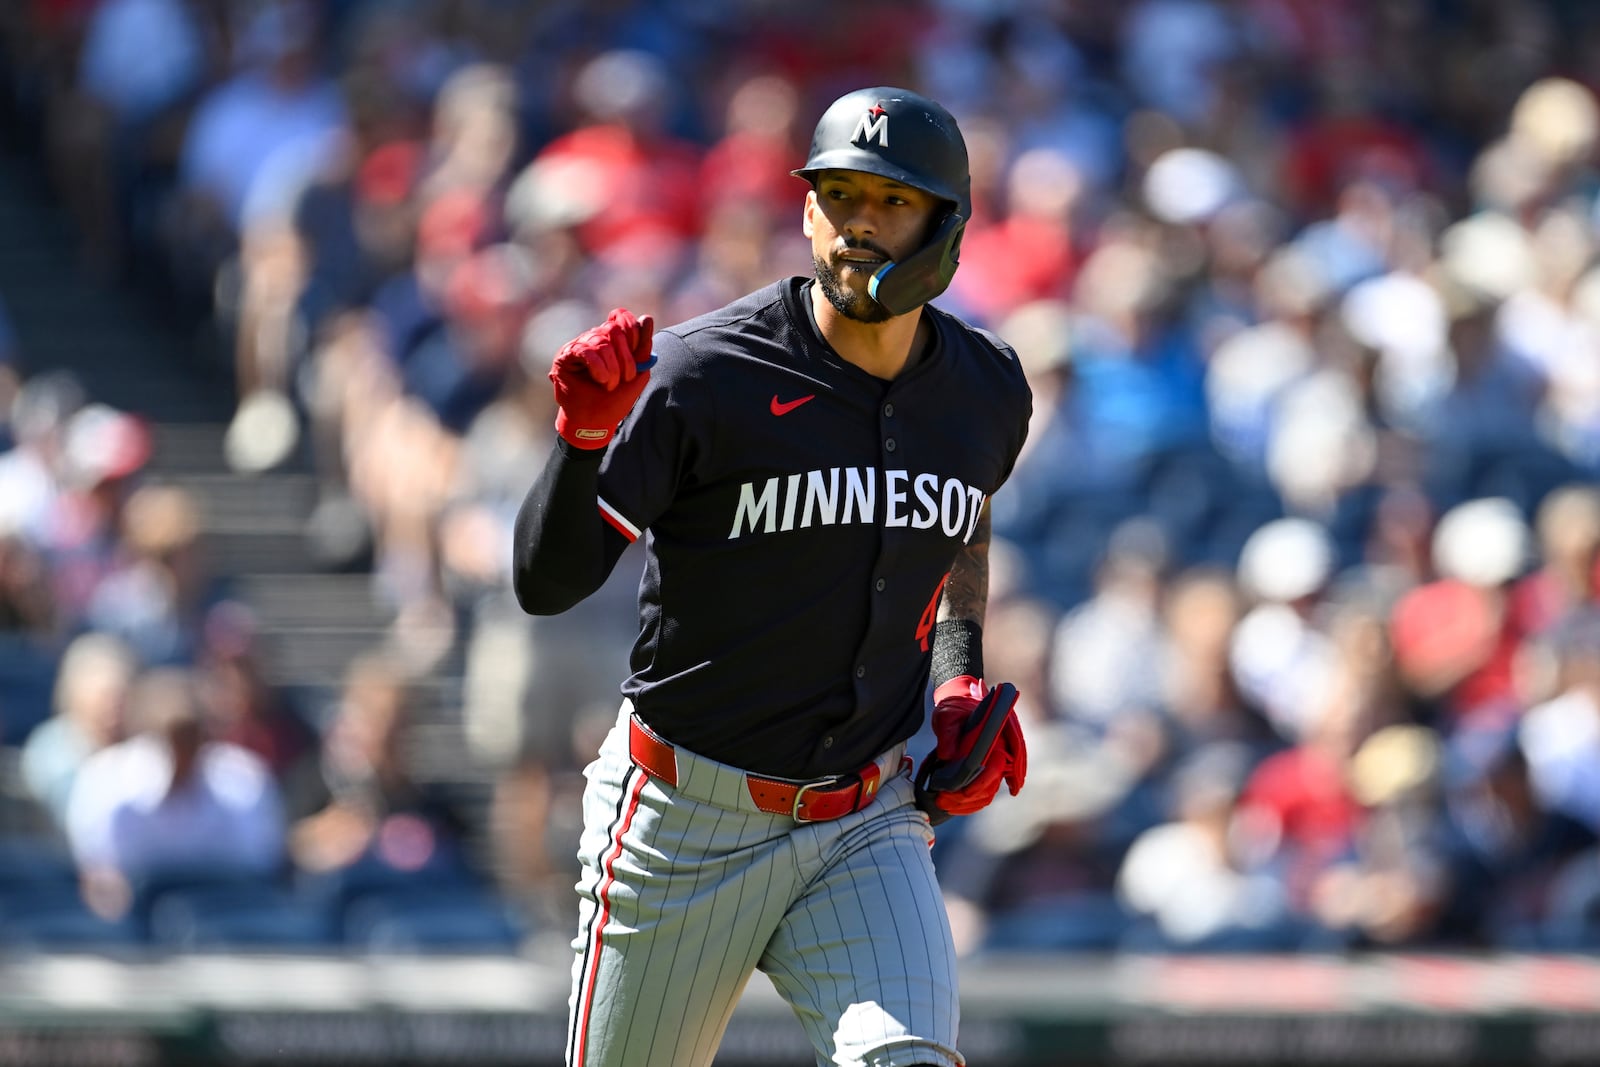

{"left": 924, "top": 675, "right": 1027, "bottom": 817}
{"left": 550, "top": 307, "right": 656, "bottom": 450}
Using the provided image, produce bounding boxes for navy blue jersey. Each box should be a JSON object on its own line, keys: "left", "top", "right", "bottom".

{"left": 593, "top": 278, "right": 1031, "bottom": 778}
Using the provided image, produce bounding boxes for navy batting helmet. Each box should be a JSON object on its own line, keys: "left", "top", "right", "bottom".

{"left": 793, "top": 86, "right": 971, "bottom": 314}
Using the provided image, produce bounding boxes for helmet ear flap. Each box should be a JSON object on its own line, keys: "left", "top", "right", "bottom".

{"left": 866, "top": 211, "right": 965, "bottom": 316}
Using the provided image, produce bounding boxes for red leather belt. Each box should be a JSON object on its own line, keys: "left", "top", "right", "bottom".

{"left": 628, "top": 715, "right": 897, "bottom": 823}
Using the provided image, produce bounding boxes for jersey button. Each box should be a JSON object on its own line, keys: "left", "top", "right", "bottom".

{"left": 855, "top": 665, "right": 866, "bottom": 678}
{"left": 875, "top": 578, "right": 886, "bottom": 592}
{"left": 883, "top": 403, "right": 895, "bottom": 418}
{"left": 823, "top": 736, "right": 834, "bottom": 749}
{"left": 884, "top": 437, "right": 897, "bottom": 452}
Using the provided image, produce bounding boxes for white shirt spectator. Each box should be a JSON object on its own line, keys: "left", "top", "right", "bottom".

{"left": 66, "top": 734, "right": 286, "bottom": 881}
{"left": 1520, "top": 689, "right": 1600, "bottom": 832}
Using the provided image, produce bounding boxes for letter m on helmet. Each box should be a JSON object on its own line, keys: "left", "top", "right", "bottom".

{"left": 851, "top": 105, "right": 890, "bottom": 148}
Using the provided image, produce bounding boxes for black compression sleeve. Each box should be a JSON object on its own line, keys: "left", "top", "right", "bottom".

{"left": 929, "top": 618, "right": 984, "bottom": 689}
{"left": 511, "top": 438, "right": 630, "bottom": 615}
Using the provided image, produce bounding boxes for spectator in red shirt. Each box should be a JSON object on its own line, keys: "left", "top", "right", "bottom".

{"left": 526, "top": 49, "right": 703, "bottom": 270}
{"left": 1237, "top": 645, "right": 1373, "bottom": 911}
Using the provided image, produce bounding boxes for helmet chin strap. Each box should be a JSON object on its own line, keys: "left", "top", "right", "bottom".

{"left": 865, "top": 212, "right": 966, "bottom": 317}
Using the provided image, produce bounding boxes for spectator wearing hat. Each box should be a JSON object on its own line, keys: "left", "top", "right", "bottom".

{"left": 1229, "top": 516, "right": 1341, "bottom": 741}
{"left": 44, "top": 402, "right": 153, "bottom": 629}
{"left": 1389, "top": 497, "right": 1534, "bottom": 725}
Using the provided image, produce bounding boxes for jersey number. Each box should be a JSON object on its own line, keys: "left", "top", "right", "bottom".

{"left": 915, "top": 572, "right": 950, "bottom": 652}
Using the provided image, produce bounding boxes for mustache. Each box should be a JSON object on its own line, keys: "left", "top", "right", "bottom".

{"left": 837, "top": 240, "right": 892, "bottom": 259}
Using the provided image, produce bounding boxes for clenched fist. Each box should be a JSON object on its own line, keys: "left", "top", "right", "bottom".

{"left": 550, "top": 307, "right": 656, "bottom": 450}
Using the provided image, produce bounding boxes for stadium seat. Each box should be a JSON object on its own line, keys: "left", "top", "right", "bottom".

{"left": 343, "top": 886, "right": 528, "bottom": 954}
{"left": 0, "top": 637, "right": 59, "bottom": 747}
{"left": 981, "top": 893, "right": 1133, "bottom": 954}
{"left": 0, "top": 836, "right": 78, "bottom": 894}
{"left": 0, "top": 892, "right": 144, "bottom": 948}
{"left": 1137, "top": 444, "right": 1238, "bottom": 564}
{"left": 296, "top": 845, "right": 479, "bottom": 912}
{"left": 127, "top": 866, "right": 288, "bottom": 927}
{"left": 146, "top": 882, "right": 338, "bottom": 950}
{"left": 1539, "top": 847, "right": 1600, "bottom": 950}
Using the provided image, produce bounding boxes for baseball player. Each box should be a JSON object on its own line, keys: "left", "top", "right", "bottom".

{"left": 513, "top": 85, "right": 1032, "bottom": 1067}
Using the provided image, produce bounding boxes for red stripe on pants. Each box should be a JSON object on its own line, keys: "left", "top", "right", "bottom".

{"left": 573, "top": 770, "right": 648, "bottom": 1066}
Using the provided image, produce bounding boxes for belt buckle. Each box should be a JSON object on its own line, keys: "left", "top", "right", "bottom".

{"left": 791, "top": 776, "right": 843, "bottom": 822}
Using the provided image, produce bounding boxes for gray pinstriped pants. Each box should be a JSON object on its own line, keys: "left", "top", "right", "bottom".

{"left": 566, "top": 703, "right": 964, "bottom": 1067}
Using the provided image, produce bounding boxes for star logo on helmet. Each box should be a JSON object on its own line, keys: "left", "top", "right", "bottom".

{"left": 852, "top": 104, "right": 890, "bottom": 148}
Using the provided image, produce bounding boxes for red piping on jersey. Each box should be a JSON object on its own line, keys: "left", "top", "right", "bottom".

{"left": 573, "top": 769, "right": 648, "bottom": 1066}
{"left": 598, "top": 502, "right": 639, "bottom": 542}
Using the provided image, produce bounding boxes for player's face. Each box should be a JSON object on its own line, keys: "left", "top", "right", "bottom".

{"left": 805, "top": 170, "right": 940, "bottom": 323}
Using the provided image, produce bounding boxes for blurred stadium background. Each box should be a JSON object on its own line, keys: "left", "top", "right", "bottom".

{"left": 3, "top": 0, "right": 1600, "bottom": 1064}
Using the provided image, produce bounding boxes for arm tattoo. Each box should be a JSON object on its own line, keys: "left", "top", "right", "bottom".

{"left": 937, "top": 504, "right": 990, "bottom": 626}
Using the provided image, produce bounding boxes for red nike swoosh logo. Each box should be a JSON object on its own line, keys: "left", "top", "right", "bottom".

{"left": 770, "top": 394, "right": 816, "bottom": 416}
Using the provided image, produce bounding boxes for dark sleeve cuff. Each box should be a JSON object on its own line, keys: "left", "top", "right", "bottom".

{"left": 929, "top": 618, "right": 983, "bottom": 689}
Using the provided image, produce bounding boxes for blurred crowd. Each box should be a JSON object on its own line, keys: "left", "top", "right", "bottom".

{"left": 3, "top": 0, "right": 1600, "bottom": 958}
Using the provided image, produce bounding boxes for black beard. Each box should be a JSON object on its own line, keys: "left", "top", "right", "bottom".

{"left": 813, "top": 252, "right": 893, "bottom": 324}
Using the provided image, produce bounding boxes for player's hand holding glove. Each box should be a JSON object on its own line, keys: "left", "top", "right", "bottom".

{"left": 915, "top": 676, "right": 1027, "bottom": 825}
{"left": 550, "top": 307, "right": 656, "bottom": 450}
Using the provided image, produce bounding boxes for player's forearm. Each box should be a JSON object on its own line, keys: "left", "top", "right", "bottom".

{"left": 512, "top": 440, "right": 625, "bottom": 615}
{"left": 928, "top": 505, "right": 990, "bottom": 690}
{"left": 937, "top": 504, "right": 990, "bottom": 627}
